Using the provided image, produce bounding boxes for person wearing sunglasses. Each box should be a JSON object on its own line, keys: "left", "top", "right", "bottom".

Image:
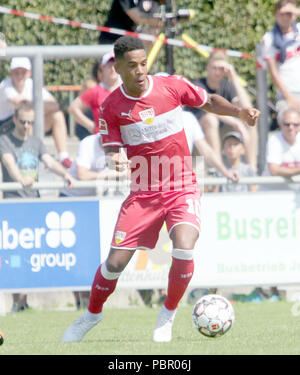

{"left": 0, "top": 100, "right": 75, "bottom": 199}
{"left": 262, "top": 107, "right": 300, "bottom": 188}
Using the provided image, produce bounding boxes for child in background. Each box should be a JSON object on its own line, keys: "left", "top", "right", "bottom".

{"left": 215, "top": 131, "right": 257, "bottom": 193}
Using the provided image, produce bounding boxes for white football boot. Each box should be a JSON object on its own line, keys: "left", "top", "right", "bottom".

{"left": 153, "top": 305, "right": 177, "bottom": 343}
{"left": 62, "top": 311, "right": 102, "bottom": 343}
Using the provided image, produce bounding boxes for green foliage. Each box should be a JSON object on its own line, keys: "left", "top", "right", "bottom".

{"left": 0, "top": 0, "right": 278, "bottom": 102}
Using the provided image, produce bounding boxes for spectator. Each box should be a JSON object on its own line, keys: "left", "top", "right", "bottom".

{"left": 98, "top": 0, "right": 163, "bottom": 45}
{"left": 187, "top": 52, "right": 258, "bottom": 172}
{"left": 0, "top": 101, "right": 75, "bottom": 311}
{"left": 215, "top": 131, "right": 257, "bottom": 193}
{"left": 68, "top": 52, "right": 121, "bottom": 138}
{"left": 0, "top": 57, "right": 72, "bottom": 168}
{"left": 257, "top": 108, "right": 300, "bottom": 301}
{"left": 182, "top": 111, "right": 239, "bottom": 183}
{"left": 262, "top": 107, "right": 300, "bottom": 189}
{"left": 73, "top": 59, "right": 104, "bottom": 141}
{"left": 261, "top": 0, "right": 300, "bottom": 114}
{"left": 59, "top": 133, "right": 128, "bottom": 309}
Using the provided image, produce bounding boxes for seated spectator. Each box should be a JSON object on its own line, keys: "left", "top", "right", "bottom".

{"left": 74, "top": 59, "right": 103, "bottom": 141}
{"left": 262, "top": 107, "right": 300, "bottom": 189}
{"left": 257, "top": 108, "right": 300, "bottom": 301}
{"left": 59, "top": 133, "right": 128, "bottom": 309}
{"left": 182, "top": 111, "right": 239, "bottom": 184}
{"left": 261, "top": 0, "right": 300, "bottom": 114}
{"left": 68, "top": 52, "right": 121, "bottom": 137}
{"left": 0, "top": 57, "right": 72, "bottom": 168}
{"left": 0, "top": 101, "right": 75, "bottom": 311}
{"left": 215, "top": 131, "right": 257, "bottom": 193}
{"left": 186, "top": 52, "right": 258, "bottom": 172}
{"left": 59, "top": 133, "right": 128, "bottom": 198}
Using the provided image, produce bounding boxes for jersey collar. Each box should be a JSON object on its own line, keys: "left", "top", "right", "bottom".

{"left": 120, "top": 76, "right": 153, "bottom": 100}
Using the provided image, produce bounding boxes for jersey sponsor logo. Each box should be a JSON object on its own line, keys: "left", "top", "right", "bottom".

{"left": 120, "top": 106, "right": 183, "bottom": 146}
{"left": 138, "top": 107, "right": 155, "bottom": 124}
{"left": 115, "top": 230, "right": 126, "bottom": 244}
{"left": 99, "top": 118, "right": 108, "bottom": 135}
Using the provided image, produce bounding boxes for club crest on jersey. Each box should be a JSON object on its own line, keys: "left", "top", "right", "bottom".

{"left": 99, "top": 118, "right": 108, "bottom": 135}
{"left": 139, "top": 107, "right": 155, "bottom": 124}
{"left": 115, "top": 230, "right": 126, "bottom": 244}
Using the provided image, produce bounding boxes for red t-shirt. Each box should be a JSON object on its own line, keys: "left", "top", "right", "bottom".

{"left": 79, "top": 84, "right": 112, "bottom": 133}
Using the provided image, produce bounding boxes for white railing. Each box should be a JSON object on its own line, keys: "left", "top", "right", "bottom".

{"left": 0, "top": 176, "right": 299, "bottom": 194}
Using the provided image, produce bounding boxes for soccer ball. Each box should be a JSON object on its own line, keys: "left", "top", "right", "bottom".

{"left": 192, "top": 294, "right": 235, "bottom": 338}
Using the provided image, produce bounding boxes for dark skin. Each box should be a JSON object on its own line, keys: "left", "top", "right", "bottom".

{"left": 103, "top": 48, "right": 260, "bottom": 273}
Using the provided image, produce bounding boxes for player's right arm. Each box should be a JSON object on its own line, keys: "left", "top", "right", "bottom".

{"left": 104, "top": 146, "right": 129, "bottom": 172}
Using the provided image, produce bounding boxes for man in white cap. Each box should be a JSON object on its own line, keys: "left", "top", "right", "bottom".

{"left": 68, "top": 51, "right": 121, "bottom": 136}
{"left": 0, "top": 57, "right": 72, "bottom": 168}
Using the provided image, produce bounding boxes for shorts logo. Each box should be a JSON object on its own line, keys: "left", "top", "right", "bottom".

{"left": 115, "top": 230, "right": 126, "bottom": 244}
{"left": 139, "top": 107, "right": 155, "bottom": 124}
{"left": 99, "top": 118, "right": 108, "bottom": 135}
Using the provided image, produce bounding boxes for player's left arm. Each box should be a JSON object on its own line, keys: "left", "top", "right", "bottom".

{"left": 201, "top": 93, "right": 260, "bottom": 127}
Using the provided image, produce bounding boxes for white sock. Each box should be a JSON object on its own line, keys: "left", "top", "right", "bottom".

{"left": 84, "top": 309, "right": 102, "bottom": 322}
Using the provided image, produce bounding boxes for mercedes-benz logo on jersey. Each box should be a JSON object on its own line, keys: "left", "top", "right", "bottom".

{"left": 45, "top": 211, "right": 76, "bottom": 248}
{"left": 139, "top": 107, "right": 155, "bottom": 124}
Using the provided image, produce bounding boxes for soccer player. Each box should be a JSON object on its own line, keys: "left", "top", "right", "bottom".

{"left": 62, "top": 36, "right": 260, "bottom": 343}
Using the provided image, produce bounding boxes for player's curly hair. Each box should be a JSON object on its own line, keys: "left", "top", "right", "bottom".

{"left": 114, "top": 36, "right": 145, "bottom": 60}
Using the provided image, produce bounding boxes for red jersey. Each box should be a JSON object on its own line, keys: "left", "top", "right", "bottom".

{"left": 99, "top": 75, "right": 208, "bottom": 192}
{"left": 80, "top": 84, "right": 112, "bottom": 133}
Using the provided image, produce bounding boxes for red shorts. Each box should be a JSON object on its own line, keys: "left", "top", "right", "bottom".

{"left": 111, "top": 189, "right": 202, "bottom": 250}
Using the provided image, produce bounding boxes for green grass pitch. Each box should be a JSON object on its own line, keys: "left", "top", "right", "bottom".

{"left": 0, "top": 301, "right": 299, "bottom": 355}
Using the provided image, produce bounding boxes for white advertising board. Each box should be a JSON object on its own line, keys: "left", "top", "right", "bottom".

{"left": 99, "top": 191, "right": 300, "bottom": 289}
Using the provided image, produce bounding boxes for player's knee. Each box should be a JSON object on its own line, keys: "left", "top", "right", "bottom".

{"left": 171, "top": 227, "right": 199, "bottom": 249}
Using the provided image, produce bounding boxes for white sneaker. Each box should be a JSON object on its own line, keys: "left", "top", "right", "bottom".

{"left": 62, "top": 311, "right": 102, "bottom": 343}
{"left": 153, "top": 306, "right": 177, "bottom": 343}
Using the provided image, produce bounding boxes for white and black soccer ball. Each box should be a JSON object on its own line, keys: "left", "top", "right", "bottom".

{"left": 192, "top": 294, "right": 235, "bottom": 338}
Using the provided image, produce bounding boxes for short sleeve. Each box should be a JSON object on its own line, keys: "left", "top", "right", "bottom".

{"left": 261, "top": 31, "right": 277, "bottom": 61}
{"left": 0, "top": 134, "right": 11, "bottom": 157}
{"left": 99, "top": 100, "right": 124, "bottom": 148}
{"left": 79, "top": 87, "right": 95, "bottom": 107}
{"left": 170, "top": 75, "right": 208, "bottom": 108}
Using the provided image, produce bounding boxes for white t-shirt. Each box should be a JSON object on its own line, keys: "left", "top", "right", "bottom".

{"left": 61, "top": 134, "right": 107, "bottom": 197}
{"left": 0, "top": 77, "right": 52, "bottom": 121}
{"left": 262, "top": 131, "right": 300, "bottom": 190}
{"left": 182, "top": 111, "right": 205, "bottom": 154}
{"left": 261, "top": 23, "right": 300, "bottom": 97}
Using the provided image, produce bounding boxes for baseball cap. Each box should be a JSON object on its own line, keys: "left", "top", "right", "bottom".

{"left": 222, "top": 131, "right": 244, "bottom": 144}
{"left": 10, "top": 57, "right": 32, "bottom": 71}
{"left": 101, "top": 51, "right": 115, "bottom": 67}
{"left": 278, "top": 3, "right": 298, "bottom": 15}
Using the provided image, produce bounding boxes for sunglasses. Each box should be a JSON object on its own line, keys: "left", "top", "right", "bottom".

{"left": 283, "top": 122, "right": 300, "bottom": 127}
{"left": 18, "top": 118, "right": 34, "bottom": 125}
